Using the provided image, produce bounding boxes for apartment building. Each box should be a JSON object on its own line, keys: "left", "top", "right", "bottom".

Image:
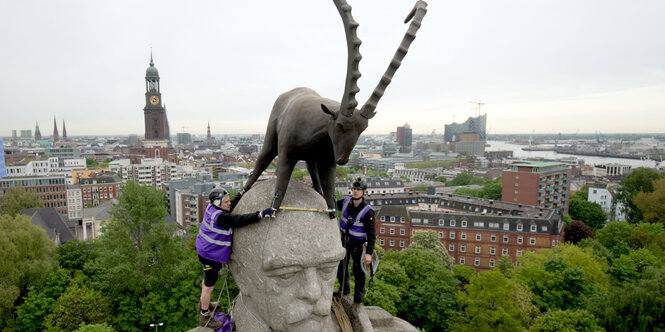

{"left": 502, "top": 161, "right": 572, "bottom": 212}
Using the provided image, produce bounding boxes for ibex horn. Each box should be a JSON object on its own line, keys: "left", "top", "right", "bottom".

{"left": 334, "top": 0, "right": 362, "bottom": 118}
{"left": 360, "top": 0, "right": 428, "bottom": 119}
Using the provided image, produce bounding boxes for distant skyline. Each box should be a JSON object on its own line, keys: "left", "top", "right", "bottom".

{"left": 1, "top": 0, "right": 664, "bottom": 136}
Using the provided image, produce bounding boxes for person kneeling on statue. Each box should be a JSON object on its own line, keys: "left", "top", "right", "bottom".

{"left": 195, "top": 187, "right": 276, "bottom": 329}
{"left": 335, "top": 177, "right": 376, "bottom": 305}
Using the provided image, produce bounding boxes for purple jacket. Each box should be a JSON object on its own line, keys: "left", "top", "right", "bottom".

{"left": 196, "top": 204, "right": 233, "bottom": 264}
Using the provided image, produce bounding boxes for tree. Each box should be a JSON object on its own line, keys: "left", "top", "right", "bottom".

{"left": 384, "top": 248, "right": 459, "bottom": 331}
{"left": 335, "top": 165, "right": 349, "bottom": 180}
{"left": 86, "top": 157, "right": 99, "bottom": 168}
{"left": 513, "top": 244, "right": 609, "bottom": 311}
{"left": 634, "top": 178, "right": 665, "bottom": 224}
{"left": 0, "top": 214, "right": 56, "bottom": 330}
{"left": 568, "top": 199, "right": 606, "bottom": 230}
{"left": 453, "top": 271, "right": 531, "bottom": 332}
{"left": 43, "top": 285, "right": 112, "bottom": 331}
{"left": 528, "top": 309, "right": 603, "bottom": 332}
{"left": 448, "top": 173, "right": 484, "bottom": 186}
{"left": 56, "top": 240, "right": 98, "bottom": 271}
{"left": 0, "top": 185, "right": 44, "bottom": 217}
{"left": 614, "top": 167, "right": 662, "bottom": 223}
{"left": 564, "top": 220, "right": 594, "bottom": 244}
{"left": 91, "top": 181, "right": 190, "bottom": 295}
{"left": 609, "top": 248, "right": 660, "bottom": 284}
{"left": 74, "top": 323, "right": 116, "bottom": 332}
{"left": 587, "top": 267, "right": 665, "bottom": 332}
{"left": 409, "top": 230, "right": 454, "bottom": 269}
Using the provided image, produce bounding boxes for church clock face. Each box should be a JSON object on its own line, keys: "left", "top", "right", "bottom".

{"left": 150, "top": 95, "right": 159, "bottom": 105}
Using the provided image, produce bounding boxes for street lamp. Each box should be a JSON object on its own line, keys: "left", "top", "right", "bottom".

{"left": 149, "top": 322, "right": 164, "bottom": 331}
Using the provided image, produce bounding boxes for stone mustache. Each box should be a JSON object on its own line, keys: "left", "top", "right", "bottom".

{"left": 242, "top": 0, "right": 428, "bottom": 215}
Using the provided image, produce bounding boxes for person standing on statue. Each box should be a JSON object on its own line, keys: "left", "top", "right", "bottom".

{"left": 335, "top": 177, "right": 376, "bottom": 305}
{"left": 195, "top": 187, "right": 276, "bottom": 329}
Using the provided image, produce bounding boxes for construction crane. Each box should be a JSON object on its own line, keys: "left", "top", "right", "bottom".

{"left": 469, "top": 100, "right": 485, "bottom": 116}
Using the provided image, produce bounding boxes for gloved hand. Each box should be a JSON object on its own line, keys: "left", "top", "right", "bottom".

{"left": 259, "top": 208, "right": 276, "bottom": 219}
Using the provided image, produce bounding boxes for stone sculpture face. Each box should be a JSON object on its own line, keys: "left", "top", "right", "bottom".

{"left": 230, "top": 179, "right": 346, "bottom": 332}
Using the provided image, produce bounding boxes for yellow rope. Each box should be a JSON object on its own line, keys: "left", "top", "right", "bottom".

{"left": 279, "top": 206, "right": 336, "bottom": 213}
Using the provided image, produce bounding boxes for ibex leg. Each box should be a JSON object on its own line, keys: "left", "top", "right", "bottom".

{"left": 319, "top": 163, "right": 338, "bottom": 219}
{"left": 243, "top": 134, "right": 277, "bottom": 193}
{"left": 306, "top": 160, "right": 323, "bottom": 196}
{"left": 272, "top": 158, "right": 297, "bottom": 209}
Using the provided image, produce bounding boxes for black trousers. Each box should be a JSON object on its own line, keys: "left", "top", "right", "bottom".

{"left": 337, "top": 244, "right": 366, "bottom": 303}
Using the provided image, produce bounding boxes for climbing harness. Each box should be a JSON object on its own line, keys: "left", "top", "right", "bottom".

{"left": 279, "top": 206, "right": 336, "bottom": 213}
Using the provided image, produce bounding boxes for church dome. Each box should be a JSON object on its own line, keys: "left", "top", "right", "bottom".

{"left": 146, "top": 63, "right": 159, "bottom": 78}
{"left": 146, "top": 52, "right": 159, "bottom": 78}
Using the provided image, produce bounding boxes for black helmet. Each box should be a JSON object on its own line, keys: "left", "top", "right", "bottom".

{"left": 352, "top": 177, "right": 367, "bottom": 190}
{"left": 209, "top": 187, "right": 229, "bottom": 204}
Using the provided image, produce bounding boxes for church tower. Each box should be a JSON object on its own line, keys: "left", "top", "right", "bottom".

{"left": 62, "top": 120, "right": 67, "bottom": 140}
{"left": 206, "top": 121, "right": 211, "bottom": 143}
{"left": 143, "top": 51, "right": 168, "bottom": 140}
{"left": 34, "top": 122, "right": 42, "bottom": 140}
{"left": 53, "top": 116, "right": 59, "bottom": 142}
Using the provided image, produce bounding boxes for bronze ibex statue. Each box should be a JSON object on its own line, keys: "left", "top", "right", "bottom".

{"left": 242, "top": 0, "right": 428, "bottom": 217}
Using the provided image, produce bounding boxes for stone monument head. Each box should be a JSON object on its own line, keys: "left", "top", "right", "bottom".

{"left": 230, "top": 179, "right": 346, "bottom": 332}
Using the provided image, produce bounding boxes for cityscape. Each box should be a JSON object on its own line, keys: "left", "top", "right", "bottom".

{"left": 2, "top": 0, "right": 665, "bottom": 330}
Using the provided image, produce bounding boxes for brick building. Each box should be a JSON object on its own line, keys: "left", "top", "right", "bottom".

{"left": 79, "top": 174, "right": 122, "bottom": 207}
{"left": 502, "top": 161, "right": 572, "bottom": 212}
{"left": 0, "top": 176, "right": 68, "bottom": 217}
{"left": 366, "top": 192, "right": 565, "bottom": 272}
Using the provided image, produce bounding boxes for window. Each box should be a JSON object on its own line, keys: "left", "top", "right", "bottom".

{"left": 449, "top": 231, "right": 455, "bottom": 239}
{"left": 489, "top": 222, "right": 499, "bottom": 228}
{"left": 412, "top": 230, "right": 416, "bottom": 236}
{"left": 450, "top": 220, "right": 456, "bottom": 227}
{"left": 517, "top": 249, "right": 523, "bottom": 256}
{"left": 389, "top": 239, "right": 395, "bottom": 247}
{"left": 530, "top": 237, "right": 536, "bottom": 245}
{"left": 401, "top": 217, "right": 405, "bottom": 222}
{"left": 412, "top": 218, "right": 421, "bottom": 223}
{"left": 449, "top": 244, "right": 455, "bottom": 252}
{"left": 491, "top": 234, "right": 497, "bottom": 242}
{"left": 380, "top": 227, "right": 385, "bottom": 234}
{"left": 475, "top": 233, "right": 482, "bottom": 241}
{"left": 503, "top": 223, "right": 509, "bottom": 230}
{"left": 490, "top": 247, "right": 496, "bottom": 255}
{"left": 489, "top": 259, "right": 495, "bottom": 268}
{"left": 517, "top": 236, "right": 523, "bottom": 244}
{"left": 475, "top": 246, "right": 481, "bottom": 254}
{"left": 517, "top": 224, "right": 523, "bottom": 231}
{"left": 474, "top": 258, "right": 480, "bottom": 266}
{"left": 502, "top": 248, "right": 508, "bottom": 256}
{"left": 390, "top": 216, "right": 396, "bottom": 222}
{"left": 552, "top": 239, "right": 557, "bottom": 247}
{"left": 461, "top": 232, "right": 467, "bottom": 240}
{"left": 460, "top": 244, "right": 466, "bottom": 252}
{"left": 400, "top": 240, "right": 405, "bottom": 248}
{"left": 503, "top": 235, "right": 509, "bottom": 243}
{"left": 400, "top": 228, "right": 405, "bottom": 236}
{"left": 460, "top": 257, "right": 465, "bottom": 265}
{"left": 531, "top": 224, "right": 537, "bottom": 232}
{"left": 461, "top": 220, "right": 467, "bottom": 227}
{"left": 380, "top": 239, "right": 385, "bottom": 246}
{"left": 390, "top": 228, "right": 395, "bottom": 235}
{"left": 473, "top": 221, "right": 484, "bottom": 228}
{"left": 542, "top": 226, "right": 548, "bottom": 232}
{"left": 439, "top": 219, "right": 444, "bottom": 225}
{"left": 424, "top": 218, "right": 430, "bottom": 224}
{"left": 438, "top": 231, "right": 444, "bottom": 238}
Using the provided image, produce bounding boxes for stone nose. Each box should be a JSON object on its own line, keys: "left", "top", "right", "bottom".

{"left": 297, "top": 267, "right": 322, "bottom": 302}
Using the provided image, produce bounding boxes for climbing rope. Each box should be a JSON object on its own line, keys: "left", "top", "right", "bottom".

{"left": 279, "top": 206, "right": 336, "bottom": 213}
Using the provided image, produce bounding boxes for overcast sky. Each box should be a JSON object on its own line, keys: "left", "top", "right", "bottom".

{"left": 1, "top": 0, "right": 664, "bottom": 137}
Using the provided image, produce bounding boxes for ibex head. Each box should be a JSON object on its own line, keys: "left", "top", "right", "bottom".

{"left": 322, "top": 0, "right": 428, "bottom": 165}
